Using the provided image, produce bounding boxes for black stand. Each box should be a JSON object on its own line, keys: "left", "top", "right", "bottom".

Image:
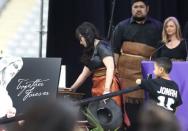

{"left": 78, "top": 86, "right": 141, "bottom": 105}
{"left": 107, "top": 0, "right": 117, "bottom": 41}
{"left": 39, "top": 0, "right": 44, "bottom": 57}
{"left": 0, "top": 86, "right": 141, "bottom": 124}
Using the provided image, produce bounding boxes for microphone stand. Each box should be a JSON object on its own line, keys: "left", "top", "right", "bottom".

{"left": 0, "top": 86, "right": 141, "bottom": 124}
{"left": 149, "top": 44, "right": 165, "bottom": 60}
{"left": 77, "top": 86, "right": 141, "bottom": 105}
{"left": 184, "top": 39, "right": 188, "bottom": 61}
{"left": 107, "top": 0, "right": 116, "bottom": 41}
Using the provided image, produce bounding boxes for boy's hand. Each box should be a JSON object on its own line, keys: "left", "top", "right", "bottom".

{"left": 136, "top": 79, "right": 141, "bottom": 85}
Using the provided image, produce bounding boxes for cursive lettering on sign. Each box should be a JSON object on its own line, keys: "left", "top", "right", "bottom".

{"left": 16, "top": 79, "right": 50, "bottom": 101}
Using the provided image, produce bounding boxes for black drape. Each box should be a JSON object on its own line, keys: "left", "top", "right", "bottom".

{"left": 47, "top": 0, "right": 188, "bottom": 97}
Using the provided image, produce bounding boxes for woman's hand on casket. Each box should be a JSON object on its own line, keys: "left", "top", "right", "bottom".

{"left": 69, "top": 87, "right": 78, "bottom": 92}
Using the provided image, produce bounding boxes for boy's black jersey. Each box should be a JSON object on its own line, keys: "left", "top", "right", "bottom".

{"left": 140, "top": 78, "right": 182, "bottom": 112}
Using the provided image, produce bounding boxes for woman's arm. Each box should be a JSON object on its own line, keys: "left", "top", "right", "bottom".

{"left": 70, "top": 66, "right": 91, "bottom": 91}
{"left": 102, "top": 56, "right": 114, "bottom": 94}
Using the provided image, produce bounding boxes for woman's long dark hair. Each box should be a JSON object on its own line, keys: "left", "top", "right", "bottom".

{"left": 75, "top": 22, "right": 100, "bottom": 65}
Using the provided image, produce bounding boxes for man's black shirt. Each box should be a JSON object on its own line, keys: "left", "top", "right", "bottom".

{"left": 112, "top": 17, "right": 162, "bottom": 54}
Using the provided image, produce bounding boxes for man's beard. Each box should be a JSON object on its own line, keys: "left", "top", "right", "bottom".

{"left": 133, "top": 16, "right": 146, "bottom": 21}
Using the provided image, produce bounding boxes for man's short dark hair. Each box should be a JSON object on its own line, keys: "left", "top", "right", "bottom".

{"left": 155, "top": 57, "right": 172, "bottom": 73}
{"left": 131, "top": 0, "right": 149, "bottom": 6}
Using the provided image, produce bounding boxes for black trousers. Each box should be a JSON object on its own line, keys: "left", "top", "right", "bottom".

{"left": 125, "top": 103, "right": 142, "bottom": 131}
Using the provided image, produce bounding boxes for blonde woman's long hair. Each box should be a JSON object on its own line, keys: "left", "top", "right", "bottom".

{"left": 162, "top": 17, "right": 182, "bottom": 43}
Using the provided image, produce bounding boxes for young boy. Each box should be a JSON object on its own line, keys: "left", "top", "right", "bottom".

{"left": 136, "top": 57, "right": 182, "bottom": 112}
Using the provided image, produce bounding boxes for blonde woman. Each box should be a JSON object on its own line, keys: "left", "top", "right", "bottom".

{"left": 156, "top": 17, "right": 188, "bottom": 60}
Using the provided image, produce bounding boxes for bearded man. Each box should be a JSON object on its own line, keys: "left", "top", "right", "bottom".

{"left": 112, "top": 0, "right": 162, "bottom": 130}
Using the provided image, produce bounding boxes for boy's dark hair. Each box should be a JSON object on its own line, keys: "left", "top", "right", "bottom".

{"left": 155, "top": 57, "right": 172, "bottom": 73}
